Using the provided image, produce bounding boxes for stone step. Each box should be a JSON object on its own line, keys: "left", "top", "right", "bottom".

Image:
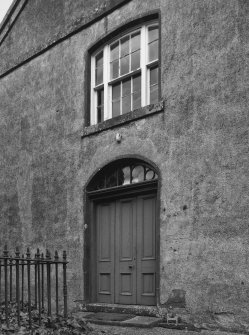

{"left": 72, "top": 311, "right": 163, "bottom": 328}
{"left": 75, "top": 301, "right": 159, "bottom": 317}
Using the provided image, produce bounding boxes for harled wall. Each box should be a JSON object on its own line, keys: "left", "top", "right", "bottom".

{"left": 0, "top": 0, "right": 249, "bottom": 328}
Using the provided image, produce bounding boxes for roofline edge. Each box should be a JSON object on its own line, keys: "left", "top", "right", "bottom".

{"left": 0, "top": 0, "right": 28, "bottom": 45}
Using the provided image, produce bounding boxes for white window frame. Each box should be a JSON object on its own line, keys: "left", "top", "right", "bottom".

{"left": 90, "top": 20, "right": 159, "bottom": 125}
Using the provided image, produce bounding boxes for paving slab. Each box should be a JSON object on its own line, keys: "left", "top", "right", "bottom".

{"left": 74, "top": 311, "right": 163, "bottom": 328}
{"left": 122, "top": 315, "right": 162, "bottom": 327}
{"left": 86, "top": 312, "right": 135, "bottom": 322}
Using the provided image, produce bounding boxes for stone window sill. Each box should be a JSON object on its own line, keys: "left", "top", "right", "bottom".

{"left": 81, "top": 101, "right": 164, "bottom": 138}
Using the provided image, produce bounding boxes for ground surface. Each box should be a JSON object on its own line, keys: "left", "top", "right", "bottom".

{"left": 90, "top": 324, "right": 245, "bottom": 335}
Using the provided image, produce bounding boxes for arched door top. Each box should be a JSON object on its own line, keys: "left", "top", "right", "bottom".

{"left": 87, "top": 158, "right": 158, "bottom": 192}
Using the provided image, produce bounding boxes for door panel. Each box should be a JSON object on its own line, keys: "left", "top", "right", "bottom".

{"left": 96, "top": 202, "right": 115, "bottom": 303}
{"left": 115, "top": 198, "right": 136, "bottom": 304}
{"left": 136, "top": 194, "right": 157, "bottom": 305}
{"left": 96, "top": 193, "right": 157, "bottom": 305}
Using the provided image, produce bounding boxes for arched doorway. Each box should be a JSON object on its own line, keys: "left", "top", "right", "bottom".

{"left": 85, "top": 158, "right": 159, "bottom": 306}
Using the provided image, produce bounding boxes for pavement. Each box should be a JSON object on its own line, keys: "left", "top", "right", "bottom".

{"left": 89, "top": 323, "right": 246, "bottom": 335}
{"left": 72, "top": 312, "right": 247, "bottom": 335}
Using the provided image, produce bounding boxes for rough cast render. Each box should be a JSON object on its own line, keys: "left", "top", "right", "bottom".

{"left": 0, "top": 0, "right": 248, "bottom": 330}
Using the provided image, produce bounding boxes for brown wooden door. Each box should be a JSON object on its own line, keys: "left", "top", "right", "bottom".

{"left": 96, "top": 193, "right": 157, "bottom": 305}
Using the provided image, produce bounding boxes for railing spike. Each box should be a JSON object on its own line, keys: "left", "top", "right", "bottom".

{"left": 3, "top": 245, "right": 8, "bottom": 257}
{"left": 46, "top": 249, "right": 51, "bottom": 259}
{"left": 15, "top": 247, "right": 20, "bottom": 258}
{"left": 26, "top": 247, "right": 30, "bottom": 259}
{"left": 63, "top": 250, "right": 67, "bottom": 261}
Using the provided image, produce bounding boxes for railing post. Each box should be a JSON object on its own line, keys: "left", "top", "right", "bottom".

{"left": 36, "top": 249, "right": 41, "bottom": 326}
{"left": 41, "top": 252, "right": 44, "bottom": 312}
{"left": 9, "top": 256, "right": 13, "bottom": 302}
{"left": 63, "top": 250, "right": 67, "bottom": 319}
{"left": 0, "top": 259, "right": 1, "bottom": 307}
{"left": 15, "top": 247, "right": 20, "bottom": 326}
{"left": 3, "top": 245, "right": 9, "bottom": 328}
{"left": 55, "top": 250, "right": 59, "bottom": 317}
{"left": 21, "top": 254, "right": 25, "bottom": 311}
{"left": 34, "top": 251, "right": 37, "bottom": 309}
{"left": 46, "top": 249, "right": 51, "bottom": 317}
{"left": 26, "top": 248, "right": 32, "bottom": 328}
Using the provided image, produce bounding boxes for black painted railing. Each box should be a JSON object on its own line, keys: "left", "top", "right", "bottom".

{"left": 0, "top": 245, "right": 68, "bottom": 328}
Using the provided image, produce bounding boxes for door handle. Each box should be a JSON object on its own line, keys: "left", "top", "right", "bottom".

{"left": 128, "top": 265, "right": 133, "bottom": 269}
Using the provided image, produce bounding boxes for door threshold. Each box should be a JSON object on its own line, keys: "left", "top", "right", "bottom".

{"left": 82, "top": 302, "right": 159, "bottom": 317}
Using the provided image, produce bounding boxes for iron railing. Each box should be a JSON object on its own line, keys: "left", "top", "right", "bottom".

{"left": 0, "top": 245, "right": 68, "bottom": 328}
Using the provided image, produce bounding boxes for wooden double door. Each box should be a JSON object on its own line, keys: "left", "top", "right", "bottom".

{"left": 95, "top": 192, "right": 157, "bottom": 305}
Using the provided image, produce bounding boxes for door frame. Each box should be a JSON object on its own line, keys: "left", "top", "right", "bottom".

{"left": 83, "top": 158, "right": 161, "bottom": 306}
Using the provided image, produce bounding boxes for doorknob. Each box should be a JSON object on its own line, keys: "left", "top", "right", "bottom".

{"left": 129, "top": 265, "right": 133, "bottom": 269}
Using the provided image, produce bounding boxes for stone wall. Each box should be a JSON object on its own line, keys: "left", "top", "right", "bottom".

{"left": 0, "top": 0, "right": 249, "bottom": 325}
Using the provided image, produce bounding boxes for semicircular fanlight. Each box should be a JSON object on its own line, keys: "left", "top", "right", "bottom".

{"left": 88, "top": 160, "right": 158, "bottom": 191}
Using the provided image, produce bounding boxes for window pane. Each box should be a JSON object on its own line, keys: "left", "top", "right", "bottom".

{"left": 95, "top": 66, "right": 103, "bottom": 85}
{"left": 117, "top": 168, "right": 124, "bottom": 186}
{"left": 131, "top": 50, "right": 140, "bottom": 71}
{"left": 110, "top": 41, "right": 119, "bottom": 61}
{"left": 97, "top": 89, "right": 104, "bottom": 123}
{"left": 150, "top": 84, "right": 158, "bottom": 104}
{"left": 148, "top": 26, "right": 158, "bottom": 43}
{"left": 149, "top": 40, "right": 158, "bottom": 62}
{"left": 132, "top": 165, "right": 144, "bottom": 183}
{"left": 112, "top": 83, "right": 121, "bottom": 100}
{"left": 145, "top": 169, "right": 155, "bottom": 180}
{"left": 122, "top": 166, "right": 131, "bottom": 185}
{"left": 121, "top": 35, "right": 130, "bottom": 57}
{"left": 122, "top": 79, "right": 131, "bottom": 96}
{"left": 110, "top": 59, "right": 119, "bottom": 79}
{"left": 133, "top": 91, "right": 141, "bottom": 110}
{"left": 133, "top": 74, "right": 141, "bottom": 93}
{"left": 97, "top": 107, "right": 104, "bottom": 123}
{"left": 96, "top": 51, "right": 103, "bottom": 67}
{"left": 112, "top": 100, "right": 120, "bottom": 117}
{"left": 106, "top": 170, "right": 117, "bottom": 188}
{"left": 122, "top": 95, "right": 131, "bottom": 114}
{"left": 120, "top": 55, "right": 129, "bottom": 75}
{"left": 95, "top": 177, "right": 105, "bottom": 190}
{"left": 150, "top": 67, "right": 158, "bottom": 86}
{"left": 95, "top": 51, "right": 103, "bottom": 85}
{"left": 133, "top": 74, "right": 141, "bottom": 110}
{"left": 131, "top": 32, "right": 140, "bottom": 52}
{"left": 97, "top": 89, "right": 104, "bottom": 107}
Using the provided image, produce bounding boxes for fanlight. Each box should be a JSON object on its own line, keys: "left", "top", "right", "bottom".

{"left": 88, "top": 159, "right": 158, "bottom": 191}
